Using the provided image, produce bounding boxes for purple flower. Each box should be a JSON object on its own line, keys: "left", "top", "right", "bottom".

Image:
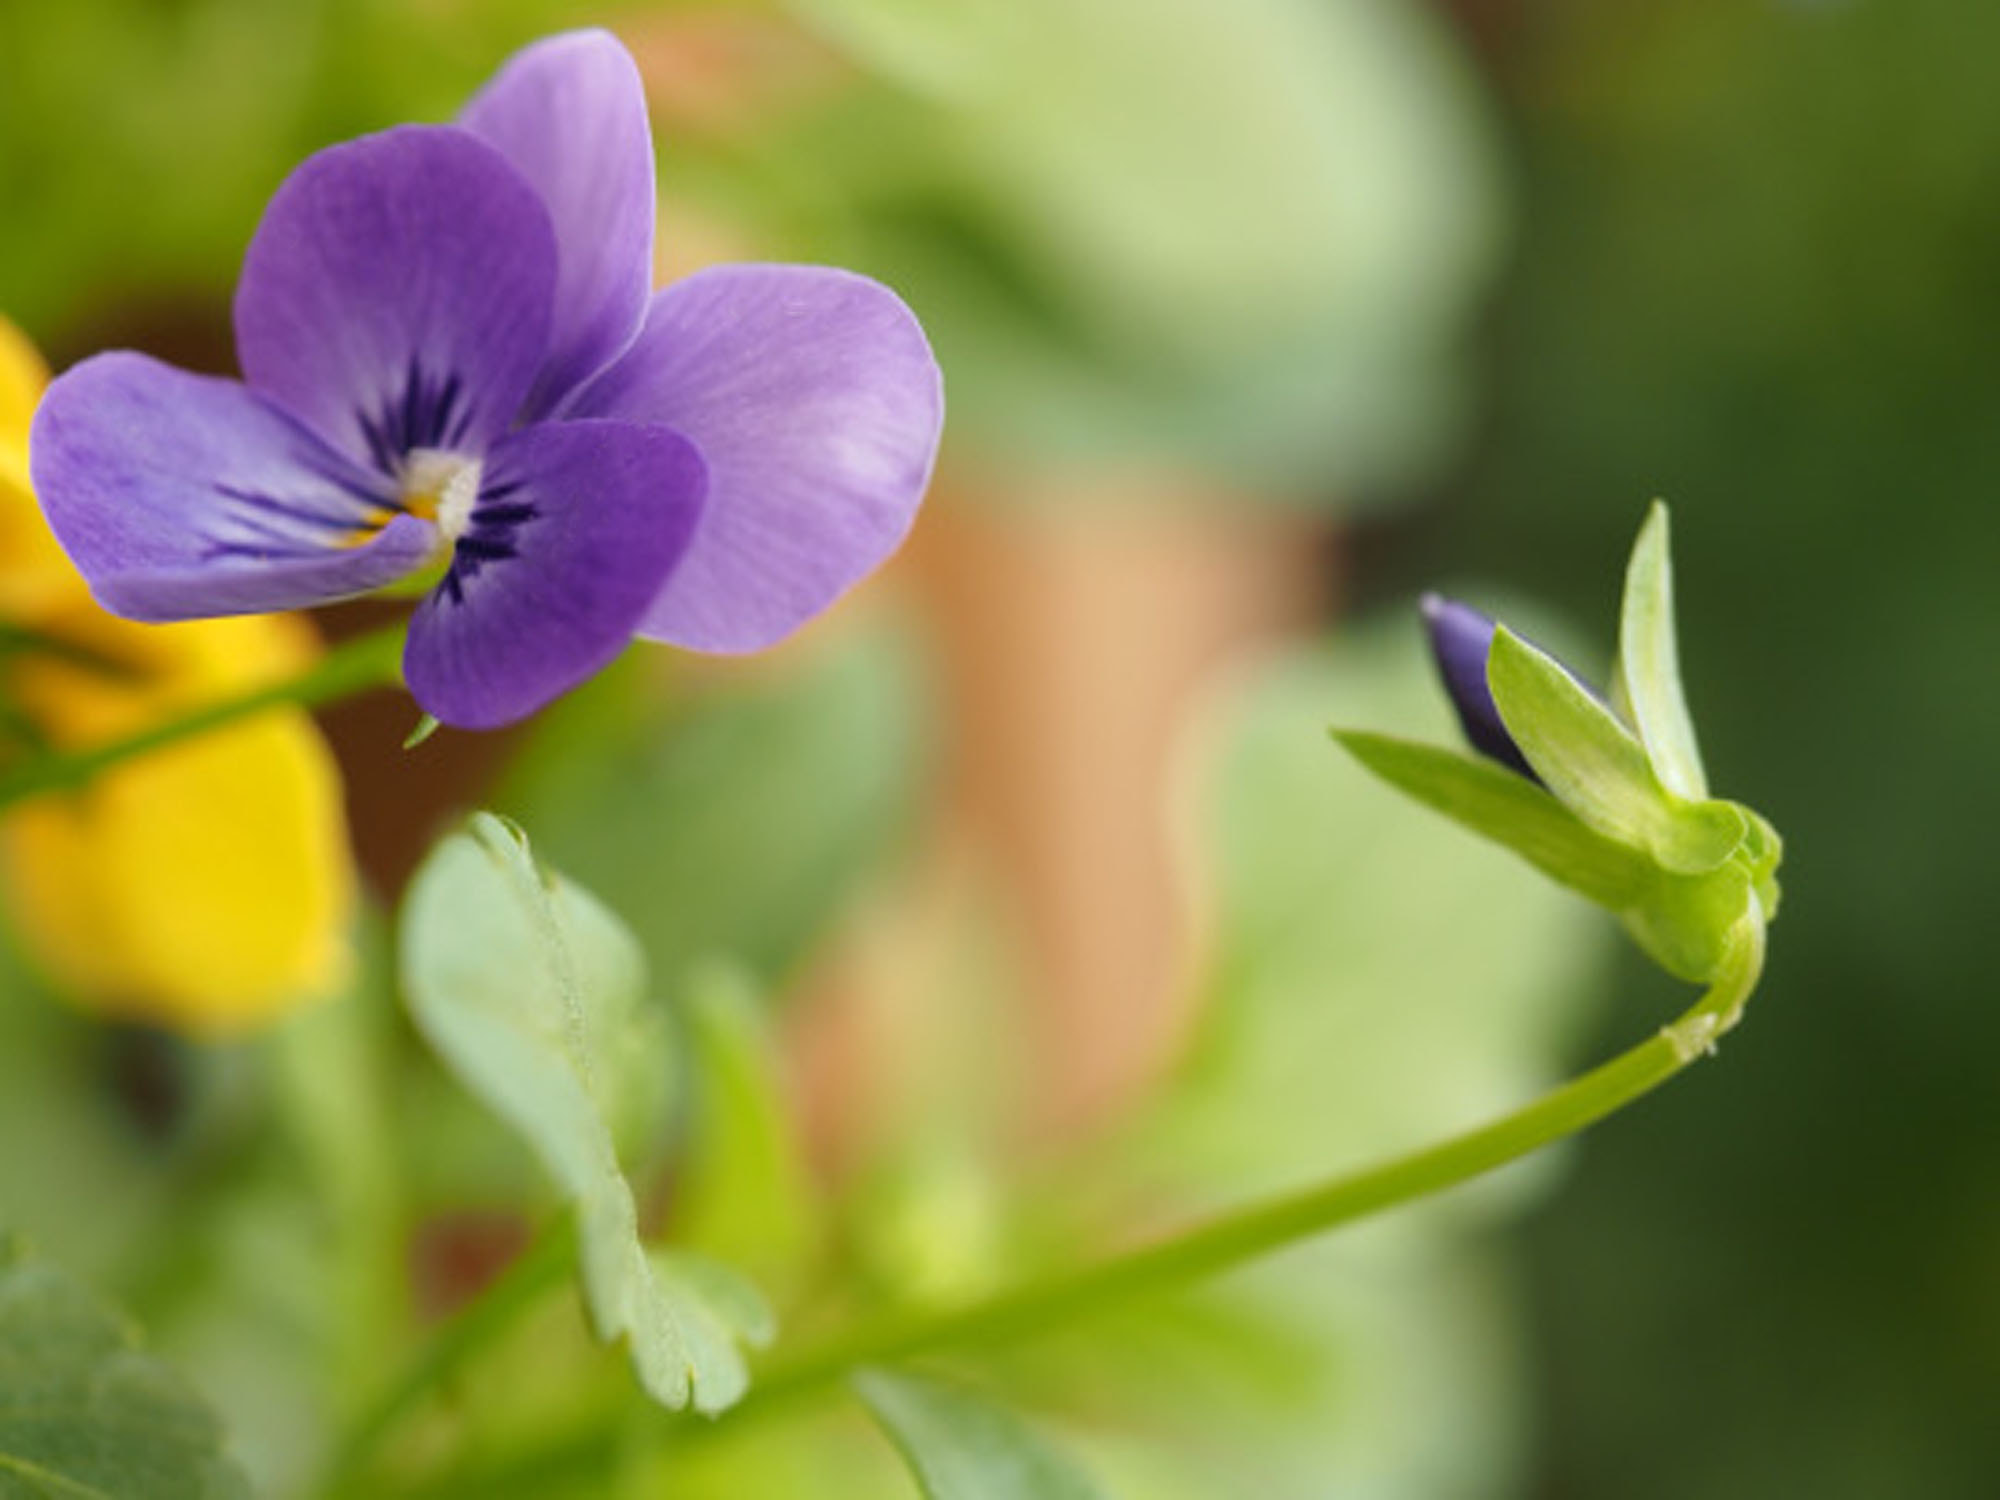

{"left": 29, "top": 31, "right": 943, "bottom": 729}
{"left": 1420, "top": 593, "right": 1539, "bottom": 780}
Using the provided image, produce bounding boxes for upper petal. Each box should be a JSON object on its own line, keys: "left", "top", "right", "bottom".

{"left": 566, "top": 265, "right": 943, "bottom": 653}
{"left": 403, "top": 419, "right": 705, "bottom": 729}
{"left": 29, "top": 352, "right": 437, "bottom": 621}
{"left": 461, "top": 29, "right": 656, "bottom": 418}
{"left": 234, "top": 125, "right": 557, "bottom": 472}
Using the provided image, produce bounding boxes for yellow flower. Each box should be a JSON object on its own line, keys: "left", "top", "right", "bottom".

{"left": 1, "top": 315, "right": 355, "bottom": 1034}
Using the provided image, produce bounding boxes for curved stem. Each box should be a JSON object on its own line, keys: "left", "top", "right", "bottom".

{"left": 0, "top": 623, "right": 404, "bottom": 810}
{"left": 733, "top": 912, "right": 1766, "bottom": 1417}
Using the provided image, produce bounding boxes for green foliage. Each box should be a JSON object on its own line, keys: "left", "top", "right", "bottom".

{"left": 0, "top": 1242, "right": 249, "bottom": 1499}
{"left": 399, "top": 813, "right": 768, "bottom": 1415}
{"left": 855, "top": 1369, "right": 1109, "bottom": 1500}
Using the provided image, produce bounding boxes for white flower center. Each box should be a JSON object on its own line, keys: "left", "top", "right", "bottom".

{"left": 399, "top": 448, "right": 484, "bottom": 543}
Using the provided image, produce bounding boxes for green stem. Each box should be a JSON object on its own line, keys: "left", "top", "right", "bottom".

{"left": 0, "top": 623, "right": 404, "bottom": 810}
{"left": 0, "top": 620, "right": 143, "bottom": 680}
{"left": 321, "top": 1215, "right": 577, "bottom": 1498}
{"left": 733, "top": 912, "right": 1766, "bottom": 1416}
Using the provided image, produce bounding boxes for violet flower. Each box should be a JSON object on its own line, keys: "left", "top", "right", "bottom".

{"left": 29, "top": 31, "right": 943, "bottom": 729}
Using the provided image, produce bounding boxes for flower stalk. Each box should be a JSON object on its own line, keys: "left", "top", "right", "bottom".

{"left": 0, "top": 621, "right": 404, "bottom": 810}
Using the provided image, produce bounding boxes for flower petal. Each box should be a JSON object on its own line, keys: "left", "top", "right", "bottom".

{"left": 1421, "top": 593, "right": 1538, "bottom": 779}
{"left": 403, "top": 420, "right": 705, "bottom": 729}
{"left": 566, "top": 265, "right": 943, "bottom": 653}
{"left": 29, "top": 352, "right": 436, "bottom": 621}
{"left": 234, "top": 125, "right": 556, "bottom": 471}
{"left": 462, "top": 29, "right": 655, "bottom": 417}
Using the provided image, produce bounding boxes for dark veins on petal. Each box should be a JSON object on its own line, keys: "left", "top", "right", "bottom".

{"left": 437, "top": 479, "right": 537, "bottom": 606}
{"left": 358, "top": 357, "right": 476, "bottom": 477}
{"left": 202, "top": 439, "right": 401, "bottom": 563}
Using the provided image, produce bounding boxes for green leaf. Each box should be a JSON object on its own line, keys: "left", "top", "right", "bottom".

{"left": 1615, "top": 501, "right": 1708, "bottom": 800}
{"left": 0, "top": 1243, "right": 250, "bottom": 1499}
{"left": 399, "top": 814, "right": 764, "bottom": 1414}
{"left": 644, "top": 1251, "right": 779, "bottom": 1415}
{"left": 1331, "top": 729, "right": 1651, "bottom": 909}
{"left": 1488, "top": 627, "right": 1742, "bottom": 874}
{"left": 855, "top": 1369, "right": 1111, "bottom": 1499}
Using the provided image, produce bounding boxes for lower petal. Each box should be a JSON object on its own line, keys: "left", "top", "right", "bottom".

{"left": 403, "top": 420, "right": 705, "bottom": 729}
{"left": 564, "top": 265, "right": 943, "bottom": 653}
{"left": 30, "top": 353, "right": 437, "bottom": 621}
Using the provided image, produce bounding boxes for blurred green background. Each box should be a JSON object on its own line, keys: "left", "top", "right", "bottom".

{"left": 2, "top": 0, "right": 1994, "bottom": 1496}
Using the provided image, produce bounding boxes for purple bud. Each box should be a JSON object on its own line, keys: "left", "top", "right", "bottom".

{"left": 1420, "top": 593, "right": 1540, "bottom": 781}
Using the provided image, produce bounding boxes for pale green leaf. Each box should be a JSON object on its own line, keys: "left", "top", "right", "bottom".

{"left": 1488, "top": 628, "right": 1742, "bottom": 874}
{"left": 644, "top": 1251, "right": 779, "bottom": 1416}
{"left": 1331, "top": 730, "right": 1651, "bottom": 909}
{"left": 1615, "top": 501, "right": 1708, "bottom": 800}
{"left": 855, "top": 1369, "right": 1110, "bottom": 1500}
{"left": 0, "top": 1244, "right": 249, "bottom": 1500}
{"left": 399, "top": 814, "right": 763, "bottom": 1415}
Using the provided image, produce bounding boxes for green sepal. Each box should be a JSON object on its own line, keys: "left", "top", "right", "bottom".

{"left": 1613, "top": 502, "right": 1710, "bottom": 799}
{"left": 1332, "top": 728, "right": 1652, "bottom": 908}
{"left": 1488, "top": 626, "right": 1744, "bottom": 874}
{"left": 1737, "top": 805, "right": 1784, "bottom": 919}
{"left": 1621, "top": 861, "right": 1755, "bottom": 984}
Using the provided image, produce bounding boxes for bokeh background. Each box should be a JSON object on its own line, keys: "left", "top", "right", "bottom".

{"left": 2, "top": 1, "right": 1994, "bottom": 1496}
